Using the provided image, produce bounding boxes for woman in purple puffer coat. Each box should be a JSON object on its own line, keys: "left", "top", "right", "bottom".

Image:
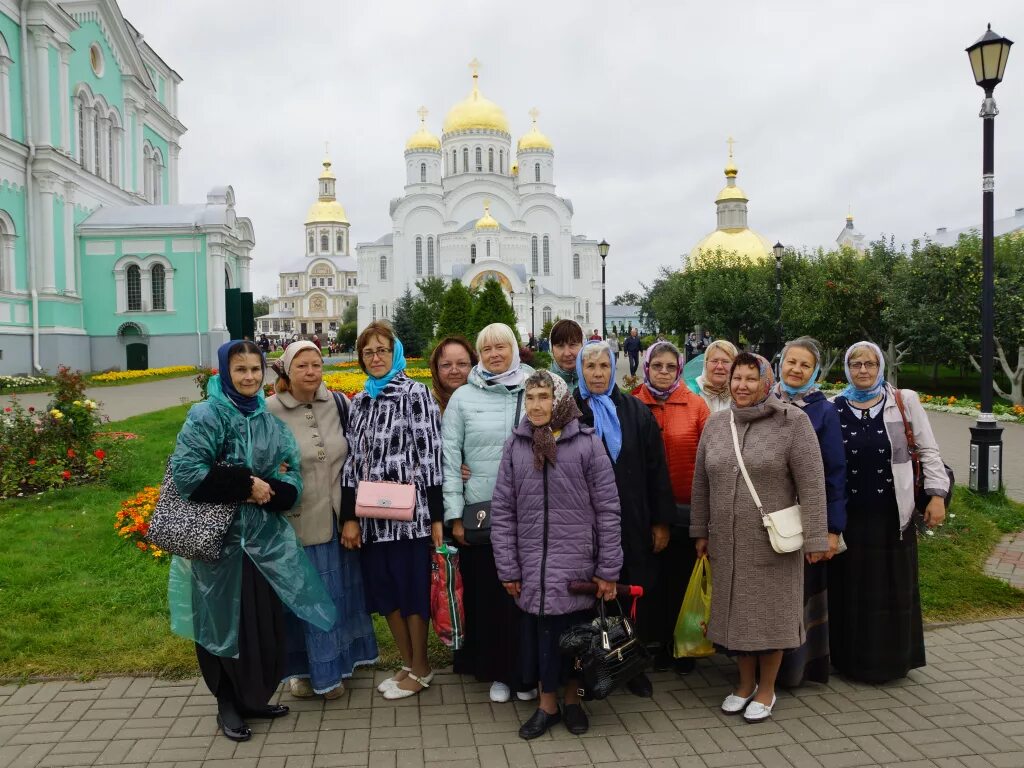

{"left": 492, "top": 370, "right": 623, "bottom": 741}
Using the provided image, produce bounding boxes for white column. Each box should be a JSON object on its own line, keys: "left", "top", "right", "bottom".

{"left": 0, "top": 56, "right": 11, "bottom": 138}
{"left": 99, "top": 117, "right": 110, "bottom": 181}
{"left": 63, "top": 181, "right": 76, "bottom": 295}
{"left": 35, "top": 174, "right": 57, "bottom": 292}
{"left": 168, "top": 142, "right": 180, "bottom": 203}
{"left": 209, "top": 246, "right": 226, "bottom": 330}
{"left": 32, "top": 31, "right": 51, "bottom": 145}
{"left": 83, "top": 105, "right": 95, "bottom": 172}
{"left": 133, "top": 106, "right": 146, "bottom": 194}
{"left": 58, "top": 44, "right": 71, "bottom": 153}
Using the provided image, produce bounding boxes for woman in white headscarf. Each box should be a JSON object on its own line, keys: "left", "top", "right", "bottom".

{"left": 696, "top": 340, "right": 738, "bottom": 413}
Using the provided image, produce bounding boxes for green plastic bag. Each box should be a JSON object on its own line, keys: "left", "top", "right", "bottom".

{"left": 673, "top": 555, "right": 714, "bottom": 658}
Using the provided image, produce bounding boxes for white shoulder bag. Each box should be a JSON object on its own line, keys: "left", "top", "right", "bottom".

{"left": 729, "top": 412, "right": 804, "bottom": 554}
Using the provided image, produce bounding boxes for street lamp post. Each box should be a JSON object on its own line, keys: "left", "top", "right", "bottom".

{"left": 966, "top": 23, "right": 1012, "bottom": 493}
{"left": 773, "top": 242, "right": 785, "bottom": 355}
{"left": 528, "top": 277, "right": 536, "bottom": 340}
{"left": 598, "top": 239, "right": 610, "bottom": 339}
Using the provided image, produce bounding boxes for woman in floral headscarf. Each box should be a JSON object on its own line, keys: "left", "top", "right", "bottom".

{"left": 691, "top": 352, "right": 828, "bottom": 723}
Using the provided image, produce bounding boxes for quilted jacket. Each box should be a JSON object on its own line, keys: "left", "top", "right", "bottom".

{"left": 632, "top": 383, "right": 710, "bottom": 505}
{"left": 491, "top": 418, "right": 623, "bottom": 616}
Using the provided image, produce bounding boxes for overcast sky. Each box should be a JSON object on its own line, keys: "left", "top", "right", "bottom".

{"left": 120, "top": 0, "right": 1024, "bottom": 300}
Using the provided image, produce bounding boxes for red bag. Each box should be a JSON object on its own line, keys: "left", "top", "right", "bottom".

{"left": 430, "top": 544, "right": 465, "bottom": 649}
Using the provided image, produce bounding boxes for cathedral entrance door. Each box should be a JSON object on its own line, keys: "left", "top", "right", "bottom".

{"left": 126, "top": 343, "right": 148, "bottom": 371}
{"left": 314, "top": 322, "right": 323, "bottom": 335}
{"left": 301, "top": 322, "right": 308, "bottom": 335}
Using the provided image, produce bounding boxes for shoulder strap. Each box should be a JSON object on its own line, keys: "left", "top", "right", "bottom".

{"left": 514, "top": 389, "right": 524, "bottom": 425}
{"left": 892, "top": 388, "right": 917, "bottom": 453}
{"left": 729, "top": 411, "right": 765, "bottom": 517}
{"left": 332, "top": 391, "right": 350, "bottom": 427}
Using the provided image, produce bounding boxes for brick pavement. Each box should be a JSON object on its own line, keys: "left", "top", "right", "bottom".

{"left": 3, "top": 618, "right": 1024, "bottom": 768}
{"left": 985, "top": 532, "right": 1024, "bottom": 590}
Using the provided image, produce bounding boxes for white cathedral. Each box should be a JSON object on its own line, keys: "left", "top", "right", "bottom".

{"left": 356, "top": 62, "right": 605, "bottom": 336}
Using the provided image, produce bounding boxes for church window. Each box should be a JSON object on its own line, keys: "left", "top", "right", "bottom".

{"left": 573, "top": 252, "right": 580, "bottom": 279}
{"left": 470, "top": 244, "right": 476, "bottom": 264}
{"left": 151, "top": 149, "right": 163, "bottom": 204}
{"left": 531, "top": 236, "right": 538, "bottom": 273}
{"left": 543, "top": 236, "right": 550, "bottom": 275}
{"left": 380, "top": 255, "right": 388, "bottom": 281}
{"left": 415, "top": 236, "right": 423, "bottom": 276}
{"left": 475, "top": 147, "right": 482, "bottom": 172}
{"left": 76, "top": 96, "right": 87, "bottom": 166}
{"left": 320, "top": 232, "right": 329, "bottom": 251}
{"left": 151, "top": 264, "right": 166, "bottom": 311}
{"left": 488, "top": 147, "right": 494, "bottom": 172}
{"left": 126, "top": 265, "right": 141, "bottom": 311}
{"left": 585, "top": 300, "right": 590, "bottom": 323}
{"left": 452, "top": 149, "right": 457, "bottom": 173}
{"left": 427, "top": 237, "right": 435, "bottom": 275}
{"left": 462, "top": 147, "right": 469, "bottom": 173}
{"left": 499, "top": 149, "right": 504, "bottom": 174}
{"left": 93, "top": 111, "right": 101, "bottom": 176}
{"left": 328, "top": 277, "right": 333, "bottom": 287}
{"left": 336, "top": 232, "right": 343, "bottom": 252}
{"left": 372, "top": 304, "right": 376, "bottom": 321}
{"left": 534, "top": 163, "right": 541, "bottom": 182}
{"left": 486, "top": 240, "right": 491, "bottom": 258}
{"left": 542, "top": 306, "right": 552, "bottom": 325}
{"left": 308, "top": 233, "right": 314, "bottom": 253}
{"left": 420, "top": 162, "right": 426, "bottom": 182}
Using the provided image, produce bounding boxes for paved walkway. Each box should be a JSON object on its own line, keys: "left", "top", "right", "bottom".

{"left": 2, "top": 378, "right": 199, "bottom": 423}
{"left": 986, "top": 533, "right": 1024, "bottom": 590}
{"left": 2, "top": 618, "right": 1024, "bottom": 768}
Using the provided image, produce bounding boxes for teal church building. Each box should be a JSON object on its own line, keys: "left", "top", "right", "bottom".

{"left": 0, "top": 0, "right": 254, "bottom": 375}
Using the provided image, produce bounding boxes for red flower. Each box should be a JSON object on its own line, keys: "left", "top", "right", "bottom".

{"left": 28, "top": 458, "right": 36, "bottom": 466}
{"left": 67, "top": 448, "right": 76, "bottom": 458}
{"left": 3, "top": 407, "right": 10, "bottom": 413}
{"left": 94, "top": 449, "right": 106, "bottom": 460}
{"left": 61, "top": 470, "right": 71, "bottom": 480}
{"left": 27, "top": 406, "right": 35, "bottom": 413}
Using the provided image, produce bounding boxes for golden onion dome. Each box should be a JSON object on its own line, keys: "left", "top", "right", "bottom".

{"left": 406, "top": 106, "right": 441, "bottom": 151}
{"left": 305, "top": 199, "right": 349, "bottom": 225}
{"left": 318, "top": 157, "right": 335, "bottom": 180}
{"left": 715, "top": 184, "right": 749, "bottom": 203}
{"left": 688, "top": 228, "right": 773, "bottom": 265}
{"left": 443, "top": 62, "right": 509, "bottom": 135}
{"left": 517, "top": 108, "right": 553, "bottom": 151}
{"left": 475, "top": 201, "right": 499, "bottom": 231}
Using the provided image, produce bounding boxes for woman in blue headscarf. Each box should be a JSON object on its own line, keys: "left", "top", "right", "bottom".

{"left": 168, "top": 340, "right": 337, "bottom": 743}
{"left": 572, "top": 340, "right": 675, "bottom": 698}
{"left": 771, "top": 337, "right": 846, "bottom": 687}
{"left": 340, "top": 321, "right": 445, "bottom": 701}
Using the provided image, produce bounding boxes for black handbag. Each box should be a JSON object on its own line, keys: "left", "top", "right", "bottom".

{"left": 558, "top": 598, "right": 650, "bottom": 701}
{"left": 146, "top": 458, "right": 238, "bottom": 562}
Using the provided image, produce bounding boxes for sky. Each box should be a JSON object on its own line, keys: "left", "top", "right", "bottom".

{"left": 119, "top": 0, "right": 1024, "bottom": 301}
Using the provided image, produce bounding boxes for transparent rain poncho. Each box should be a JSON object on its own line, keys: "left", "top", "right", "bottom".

{"left": 167, "top": 377, "right": 337, "bottom": 657}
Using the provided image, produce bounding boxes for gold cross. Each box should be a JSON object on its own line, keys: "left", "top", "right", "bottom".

{"left": 417, "top": 105, "right": 428, "bottom": 124}
{"left": 528, "top": 107, "right": 540, "bottom": 125}
{"left": 469, "top": 58, "right": 480, "bottom": 79}
{"left": 324, "top": 140, "right": 329, "bottom": 157}
{"left": 726, "top": 136, "right": 737, "bottom": 158}
{"left": 483, "top": 199, "right": 491, "bottom": 213}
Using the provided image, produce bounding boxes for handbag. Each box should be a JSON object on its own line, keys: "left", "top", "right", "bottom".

{"left": 355, "top": 433, "right": 416, "bottom": 521}
{"left": 146, "top": 458, "right": 237, "bottom": 562}
{"left": 892, "top": 389, "right": 955, "bottom": 514}
{"left": 558, "top": 597, "right": 650, "bottom": 701}
{"left": 460, "top": 390, "right": 524, "bottom": 545}
{"left": 729, "top": 412, "right": 804, "bottom": 554}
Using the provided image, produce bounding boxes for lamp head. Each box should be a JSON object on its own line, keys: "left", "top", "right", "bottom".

{"left": 528, "top": 276, "right": 536, "bottom": 293}
{"left": 773, "top": 242, "right": 784, "bottom": 261}
{"left": 598, "top": 239, "right": 610, "bottom": 258}
{"left": 967, "top": 23, "right": 1013, "bottom": 92}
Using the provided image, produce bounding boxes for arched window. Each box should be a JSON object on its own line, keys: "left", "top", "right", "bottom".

{"left": 488, "top": 147, "right": 494, "bottom": 172}
{"left": 542, "top": 236, "right": 550, "bottom": 275}
{"left": 108, "top": 114, "right": 120, "bottom": 187}
{"left": 320, "top": 232, "right": 329, "bottom": 251}
{"left": 470, "top": 244, "right": 476, "bottom": 264}
{"left": 486, "top": 239, "right": 491, "bottom": 258}
{"left": 151, "top": 264, "right": 166, "bottom": 310}
{"left": 499, "top": 149, "right": 504, "bottom": 174}
{"left": 542, "top": 306, "right": 552, "bottom": 325}
{"left": 462, "top": 147, "right": 469, "bottom": 173}
{"left": 126, "top": 265, "right": 141, "bottom": 311}
{"left": 142, "top": 143, "right": 152, "bottom": 201}
{"left": 531, "top": 236, "right": 539, "bottom": 273}
{"left": 585, "top": 300, "right": 590, "bottom": 324}
{"left": 415, "top": 236, "right": 423, "bottom": 276}
{"left": 475, "top": 147, "right": 482, "bottom": 172}
{"left": 0, "top": 210, "right": 15, "bottom": 292}
{"left": 534, "top": 163, "right": 541, "bottom": 182}
{"left": 573, "top": 252, "right": 580, "bottom": 279}
{"left": 452, "top": 149, "right": 457, "bottom": 173}
{"left": 379, "top": 255, "right": 388, "bottom": 281}
{"left": 336, "top": 232, "right": 343, "bottom": 252}
{"left": 427, "top": 237, "right": 435, "bottom": 275}
{"left": 76, "top": 95, "right": 87, "bottom": 166}
{"left": 308, "top": 233, "right": 314, "bottom": 253}
{"left": 92, "top": 111, "right": 101, "bottom": 176}
{"left": 420, "top": 162, "right": 426, "bottom": 182}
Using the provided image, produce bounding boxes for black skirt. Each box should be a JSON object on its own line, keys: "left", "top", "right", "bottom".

{"left": 196, "top": 554, "right": 285, "bottom": 710}
{"left": 520, "top": 609, "right": 592, "bottom": 693}
{"left": 777, "top": 560, "right": 830, "bottom": 686}
{"left": 452, "top": 542, "right": 527, "bottom": 690}
{"left": 650, "top": 533, "right": 696, "bottom": 648}
{"left": 828, "top": 499, "right": 925, "bottom": 684}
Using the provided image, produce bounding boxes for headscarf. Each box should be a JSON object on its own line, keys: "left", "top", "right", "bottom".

{"left": 476, "top": 335, "right": 525, "bottom": 388}
{"left": 642, "top": 341, "right": 685, "bottom": 399}
{"left": 696, "top": 339, "right": 738, "bottom": 399}
{"left": 775, "top": 338, "right": 821, "bottom": 406}
{"left": 280, "top": 340, "right": 322, "bottom": 376}
{"left": 526, "top": 372, "right": 582, "bottom": 470}
{"left": 731, "top": 353, "right": 776, "bottom": 409}
{"left": 429, "top": 336, "right": 477, "bottom": 412}
{"left": 547, "top": 319, "right": 585, "bottom": 390}
{"left": 576, "top": 341, "right": 622, "bottom": 462}
{"left": 217, "top": 340, "right": 265, "bottom": 415}
{"left": 840, "top": 341, "right": 886, "bottom": 403}
{"left": 364, "top": 337, "right": 407, "bottom": 399}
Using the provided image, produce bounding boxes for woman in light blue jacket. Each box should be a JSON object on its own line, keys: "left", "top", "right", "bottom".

{"left": 442, "top": 322, "right": 535, "bottom": 704}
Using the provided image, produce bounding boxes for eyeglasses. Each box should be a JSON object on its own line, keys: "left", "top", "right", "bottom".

{"left": 849, "top": 361, "right": 879, "bottom": 371}
{"left": 439, "top": 362, "right": 471, "bottom": 371}
{"left": 707, "top": 359, "right": 732, "bottom": 368}
{"left": 650, "top": 364, "right": 678, "bottom": 373}
{"left": 361, "top": 347, "right": 393, "bottom": 361}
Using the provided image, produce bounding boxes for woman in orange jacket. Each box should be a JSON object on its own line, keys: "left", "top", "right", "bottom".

{"left": 633, "top": 340, "right": 710, "bottom": 673}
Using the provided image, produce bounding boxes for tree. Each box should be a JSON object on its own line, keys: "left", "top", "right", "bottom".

{"left": 253, "top": 295, "right": 273, "bottom": 318}
{"left": 342, "top": 301, "right": 357, "bottom": 324}
{"left": 391, "top": 288, "right": 426, "bottom": 357}
{"left": 612, "top": 291, "right": 641, "bottom": 306}
{"left": 436, "top": 279, "right": 474, "bottom": 341}
{"left": 539, "top": 315, "right": 560, "bottom": 341}
{"left": 336, "top": 322, "right": 356, "bottom": 350}
{"left": 470, "top": 278, "right": 520, "bottom": 343}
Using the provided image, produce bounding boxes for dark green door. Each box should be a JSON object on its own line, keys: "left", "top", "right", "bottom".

{"left": 126, "top": 343, "right": 148, "bottom": 371}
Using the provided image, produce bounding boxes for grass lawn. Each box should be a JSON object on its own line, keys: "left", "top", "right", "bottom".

{"left": 1, "top": 403, "right": 1021, "bottom": 680}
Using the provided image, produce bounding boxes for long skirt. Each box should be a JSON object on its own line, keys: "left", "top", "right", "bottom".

{"left": 777, "top": 560, "right": 830, "bottom": 686}
{"left": 196, "top": 554, "right": 285, "bottom": 710}
{"left": 520, "top": 609, "right": 592, "bottom": 693}
{"left": 284, "top": 524, "right": 380, "bottom": 694}
{"left": 452, "top": 542, "right": 527, "bottom": 690}
{"left": 651, "top": 532, "right": 696, "bottom": 650}
{"left": 828, "top": 499, "right": 925, "bottom": 683}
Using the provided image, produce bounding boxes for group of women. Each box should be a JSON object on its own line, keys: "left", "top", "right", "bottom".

{"left": 168, "top": 319, "right": 948, "bottom": 743}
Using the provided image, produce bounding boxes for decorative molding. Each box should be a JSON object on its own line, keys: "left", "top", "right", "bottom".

{"left": 121, "top": 239, "right": 167, "bottom": 254}
{"left": 84, "top": 240, "right": 116, "bottom": 256}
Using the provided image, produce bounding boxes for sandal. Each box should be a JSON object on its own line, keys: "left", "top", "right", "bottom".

{"left": 382, "top": 670, "right": 433, "bottom": 700}
{"left": 377, "top": 666, "right": 412, "bottom": 693}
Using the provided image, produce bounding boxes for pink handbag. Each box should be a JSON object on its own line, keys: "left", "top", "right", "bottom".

{"left": 355, "top": 481, "right": 416, "bottom": 521}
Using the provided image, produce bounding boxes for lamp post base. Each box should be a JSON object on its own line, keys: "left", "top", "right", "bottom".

{"left": 969, "top": 416, "right": 1003, "bottom": 493}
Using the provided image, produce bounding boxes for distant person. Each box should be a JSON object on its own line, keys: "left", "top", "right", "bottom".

{"left": 684, "top": 333, "right": 697, "bottom": 362}
{"left": 624, "top": 328, "right": 642, "bottom": 377}
{"left": 699, "top": 330, "right": 713, "bottom": 352}
{"left": 527, "top": 332, "right": 538, "bottom": 351}
{"left": 589, "top": 329, "right": 602, "bottom": 341}
{"left": 257, "top": 334, "right": 271, "bottom": 354}
{"left": 606, "top": 333, "right": 620, "bottom": 360}
{"left": 538, "top": 337, "right": 549, "bottom": 353}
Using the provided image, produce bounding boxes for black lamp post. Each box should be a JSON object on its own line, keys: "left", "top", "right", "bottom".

{"left": 773, "top": 241, "right": 785, "bottom": 352}
{"left": 966, "top": 23, "right": 1012, "bottom": 493}
{"left": 528, "top": 277, "right": 536, "bottom": 339}
{"left": 598, "top": 239, "right": 610, "bottom": 338}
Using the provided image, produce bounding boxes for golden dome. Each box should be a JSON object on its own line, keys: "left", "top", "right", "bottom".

{"left": 517, "top": 108, "right": 553, "bottom": 151}
{"left": 318, "top": 157, "right": 335, "bottom": 180}
{"left": 306, "top": 200, "right": 349, "bottom": 225}
{"left": 475, "top": 201, "right": 499, "bottom": 231}
{"left": 688, "top": 228, "right": 773, "bottom": 265}
{"left": 406, "top": 106, "right": 441, "bottom": 151}
{"left": 443, "top": 61, "right": 509, "bottom": 135}
{"left": 715, "top": 184, "right": 749, "bottom": 203}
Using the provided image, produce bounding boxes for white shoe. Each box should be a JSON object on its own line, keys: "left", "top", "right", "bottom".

{"left": 489, "top": 682, "right": 511, "bottom": 703}
{"left": 382, "top": 671, "right": 432, "bottom": 700}
{"left": 288, "top": 677, "right": 315, "bottom": 698}
{"left": 377, "top": 666, "right": 412, "bottom": 693}
{"left": 743, "top": 694, "right": 777, "bottom": 722}
{"left": 516, "top": 688, "right": 538, "bottom": 701}
{"left": 721, "top": 685, "right": 758, "bottom": 714}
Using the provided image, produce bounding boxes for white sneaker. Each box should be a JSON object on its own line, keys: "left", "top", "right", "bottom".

{"left": 516, "top": 688, "right": 538, "bottom": 701}
{"left": 743, "top": 694, "right": 777, "bottom": 722}
{"left": 721, "top": 685, "right": 758, "bottom": 714}
{"left": 288, "top": 677, "right": 315, "bottom": 698}
{"left": 489, "top": 682, "right": 511, "bottom": 703}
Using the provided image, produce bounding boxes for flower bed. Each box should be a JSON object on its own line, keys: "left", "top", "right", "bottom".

{"left": 91, "top": 365, "right": 196, "bottom": 383}
{"left": 818, "top": 383, "right": 1024, "bottom": 424}
{"left": 114, "top": 486, "right": 164, "bottom": 559}
{"left": 0, "top": 374, "right": 50, "bottom": 390}
{"left": 322, "top": 368, "right": 432, "bottom": 397}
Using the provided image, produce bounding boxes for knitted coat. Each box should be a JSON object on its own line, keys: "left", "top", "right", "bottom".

{"left": 632, "top": 383, "right": 710, "bottom": 505}
{"left": 690, "top": 398, "right": 829, "bottom": 652}
{"left": 491, "top": 419, "right": 623, "bottom": 616}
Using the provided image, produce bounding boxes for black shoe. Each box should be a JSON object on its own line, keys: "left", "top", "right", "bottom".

{"left": 626, "top": 673, "right": 653, "bottom": 698}
{"left": 216, "top": 713, "right": 252, "bottom": 742}
{"left": 673, "top": 657, "right": 696, "bottom": 676}
{"left": 518, "top": 707, "right": 561, "bottom": 740}
{"left": 652, "top": 647, "right": 672, "bottom": 672}
{"left": 563, "top": 703, "right": 589, "bottom": 735}
{"left": 240, "top": 704, "right": 290, "bottom": 719}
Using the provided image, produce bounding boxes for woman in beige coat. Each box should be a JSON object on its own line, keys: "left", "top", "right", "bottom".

{"left": 267, "top": 341, "right": 379, "bottom": 699}
{"left": 691, "top": 352, "right": 828, "bottom": 722}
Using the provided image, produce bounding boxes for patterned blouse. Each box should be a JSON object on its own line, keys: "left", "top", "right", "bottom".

{"left": 341, "top": 373, "right": 444, "bottom": 543}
